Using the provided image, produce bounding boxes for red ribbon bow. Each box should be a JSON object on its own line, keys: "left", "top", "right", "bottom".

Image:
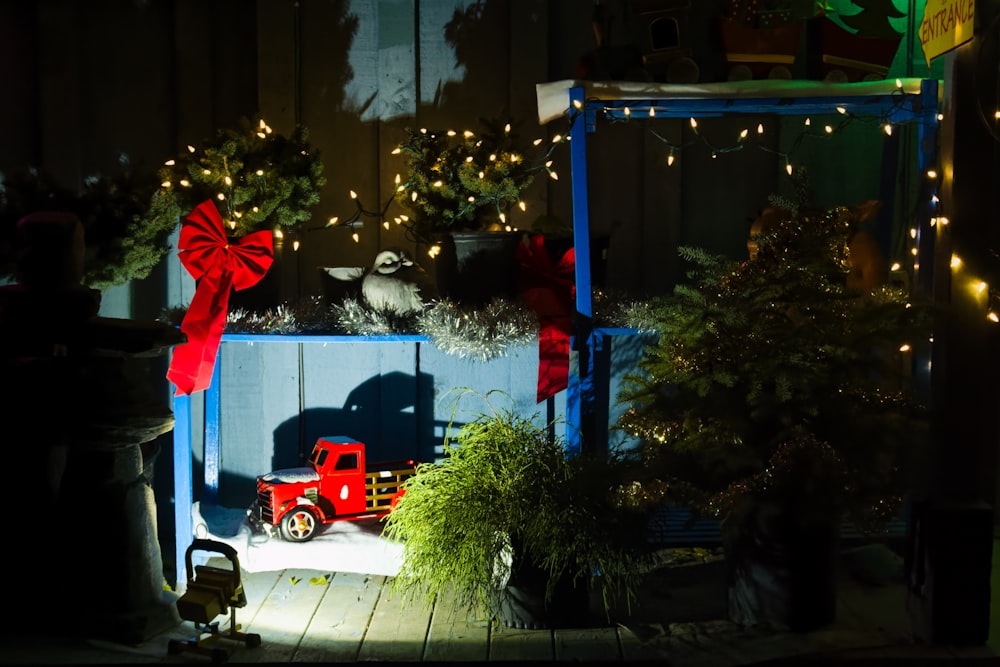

{"left": 167, "top": 199, "right": 274, "bottom": 395}
{"left": 516, "top": 234, "right": 575, "bottom": 403}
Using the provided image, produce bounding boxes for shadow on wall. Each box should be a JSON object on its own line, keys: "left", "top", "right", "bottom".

{"left": 269, "top": 369, "right": 453, "bottom": 473}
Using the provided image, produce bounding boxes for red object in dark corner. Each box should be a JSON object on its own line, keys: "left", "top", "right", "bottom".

{"left": 516, "top": 234, "right": 575, "bottom": 404}
{"left": 166, "top": 199, "right": 274, "bottom": 396}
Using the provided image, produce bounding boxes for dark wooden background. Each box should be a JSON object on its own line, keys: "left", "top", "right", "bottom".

{"left": 0, "top": 0, "right": 938, "bottom": 318}
{"left": 0, "top": 0, "right": 941, "bottom": 510}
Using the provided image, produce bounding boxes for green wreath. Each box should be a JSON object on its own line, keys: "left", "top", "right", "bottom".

{"left": 147, "top": 116, "right": 326, "bottom": 240}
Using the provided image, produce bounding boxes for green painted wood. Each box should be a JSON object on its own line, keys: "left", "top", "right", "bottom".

{"left": 423, "top": 583, "right": 491, "bottom": 662}
{"left": 357, "top": 580, "right": 432, "bottom": 662}
{"left": 294, "top": 572, "right": 387, "bottom": 662}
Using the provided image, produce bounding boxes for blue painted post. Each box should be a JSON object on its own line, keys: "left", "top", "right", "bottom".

{"left": 172, "top": 391, "right": 193, "bottom": 590}
{"left": 203, "top": 353, "right": 222, "bottom": 503}
{"left": 567, "top": 86, "right": 595, "bottom": 456}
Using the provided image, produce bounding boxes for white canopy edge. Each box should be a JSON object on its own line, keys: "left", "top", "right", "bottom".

{"left": 535, "top": 78, "right": 933, "bottom": 125}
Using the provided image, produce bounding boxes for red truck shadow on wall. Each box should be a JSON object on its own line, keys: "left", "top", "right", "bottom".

{"left": 212, "top": 370, "right": 462, "bottom": 509}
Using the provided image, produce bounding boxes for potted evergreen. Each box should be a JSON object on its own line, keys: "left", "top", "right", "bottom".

{"left": 614, "top": 201, "right": 935, "bottom": 631}
{"left": 392, "top": 117, "right": 561, "bottom": 305}
{"left": 0, "top": 162, "right": 175, "bottom": 290}
{"left": 381, "top": 390, "right": 654, "bottom": 629}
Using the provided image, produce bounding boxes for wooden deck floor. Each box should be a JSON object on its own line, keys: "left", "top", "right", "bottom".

{"left": 5, "top": 545, "right": 998, "bottom": 665}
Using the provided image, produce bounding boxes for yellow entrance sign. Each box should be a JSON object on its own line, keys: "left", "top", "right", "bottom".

{"left": 919, "top": 0, "right": 975, "bottom": 67}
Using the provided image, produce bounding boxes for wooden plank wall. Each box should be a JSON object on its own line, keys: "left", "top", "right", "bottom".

{"left": 205, "top": 333, "right": 646, "bottom": 508}
{"left": 1, "top": 0, "right": 932, "bottom": 509}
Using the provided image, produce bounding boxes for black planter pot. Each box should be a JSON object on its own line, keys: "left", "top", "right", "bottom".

{"left": 496, "top": 551, "right": 592, "bottom": 630}
{"left": 722, "top": 501, "right": 840, "bottom": 632}
{"left": 438, "top": 231, "right": 521, "bottom": 307}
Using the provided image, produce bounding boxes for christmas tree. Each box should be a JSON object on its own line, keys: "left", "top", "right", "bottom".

{"left": 616, "top": 202, "right": 934, "bottom": 531}
{"left": 838, "top": 0, "right": 905, "bottom": 39}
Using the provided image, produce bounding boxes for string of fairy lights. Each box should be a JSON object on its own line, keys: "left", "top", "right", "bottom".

{"left": 573, "top": 79, "right": 999, "bottom": 330}
{"left": 155, "top": 81, "right": 998, "bottom": 330}
{"left": 322, "top": 122, "right": 567, "bottom": 259}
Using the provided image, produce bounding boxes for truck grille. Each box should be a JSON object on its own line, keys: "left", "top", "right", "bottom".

{"left": 257, "top": 489, "right": 274, "bottom": 523}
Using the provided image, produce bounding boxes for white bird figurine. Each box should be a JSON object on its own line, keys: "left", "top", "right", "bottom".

{"left": 323, "top": 249, "right": 435, "bottom": 315}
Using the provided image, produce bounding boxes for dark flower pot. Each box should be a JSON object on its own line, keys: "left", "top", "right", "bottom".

{"left": 722, "top": 500, "right": 840, "bottom": 632}
{"left": 497, "top": 548, "right": 592, "bottom": 630}
{"left": 442, "top": 231, "right": 521, "bottom": 307}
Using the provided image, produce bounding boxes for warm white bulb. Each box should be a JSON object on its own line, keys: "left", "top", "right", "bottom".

{"left": 690, "top": 118, "right": 698, "bottom": 129}
{"left": 217, "top": 193, "right": 225, "bottom": 200}
{"left": 165, "top": 159, "right": 175, "bottom": 166}
{"left": 352, "top": 232, "right": 359, "bottom": 243}
{"left": 327, "top": 216, "right": 338, "bottom": 226}
{"left": 292, "top": 240, "right": 300, "bottom": 251}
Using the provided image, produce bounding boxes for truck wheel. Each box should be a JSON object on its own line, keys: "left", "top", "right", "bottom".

{"left": 280, "top": 507, "right": 318, "bottom": 542}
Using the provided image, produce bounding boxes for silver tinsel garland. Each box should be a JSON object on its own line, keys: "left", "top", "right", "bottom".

{"left": 414, "top": 299, "right": 538, "bottom": 361}
{"left": 158, "top": 289, "right": 644, "bottom": 360}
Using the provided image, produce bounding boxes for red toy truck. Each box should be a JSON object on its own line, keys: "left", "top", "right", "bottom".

{"left": 250, "top": 436, "right": 417, "bottom": 542}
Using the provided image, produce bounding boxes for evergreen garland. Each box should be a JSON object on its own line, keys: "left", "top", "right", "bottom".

{"left": 0, "top": 161, "right": 175, "bottom": 289}
{"left": 147, "top": 117, "right": 325, "bottom": 239}
{"left": 394, "top": 117, "right": 560, "bottom": 243}
{"left": 615, "top": 205, "right": 935, "bottom": 532}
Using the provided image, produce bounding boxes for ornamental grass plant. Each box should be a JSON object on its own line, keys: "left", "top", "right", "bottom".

{"left": 381, "top": 389, "right": 655, "bottom": 626}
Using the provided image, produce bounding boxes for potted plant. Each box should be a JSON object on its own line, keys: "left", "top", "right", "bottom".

{"left": 148, "top": 116, "right": 325, "bottom": 240}
{"left": 145, "top": 116, "right": 325, "bottom": 310}
{"left": 614, "top": 200, "right": 935, "bottom": 631}
{"left": 392, "top": 117, "right": 561, "bottom": 305}
{"left": 0, "top": 161, "right": 175, "bottom": 290}
{"left": 381, "top": 389, "right": 654, "bottom": 629}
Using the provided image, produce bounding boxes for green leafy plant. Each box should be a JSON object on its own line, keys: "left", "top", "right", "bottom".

{"left": 147, "top": 116, "right": 325, "bottom": 239}
{"left": 382, "top": 389, "right": 654, "bottom": 625}
{"left": 615, "top": 204, "right": 935, "bottom": 533}
{"left": 0, "top": 161, "right": 174, "bottom": 289}
{"left": 393, "top": 117, "right": 560, "bottom": 244}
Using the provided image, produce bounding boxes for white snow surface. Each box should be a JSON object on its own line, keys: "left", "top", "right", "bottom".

{"left": 190, "top": 501, "right": 403, "bottom": 576}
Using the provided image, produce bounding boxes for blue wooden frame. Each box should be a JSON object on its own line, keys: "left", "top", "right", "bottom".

{"left": 562, "top": 78, "right": 940, "bottom": 454}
